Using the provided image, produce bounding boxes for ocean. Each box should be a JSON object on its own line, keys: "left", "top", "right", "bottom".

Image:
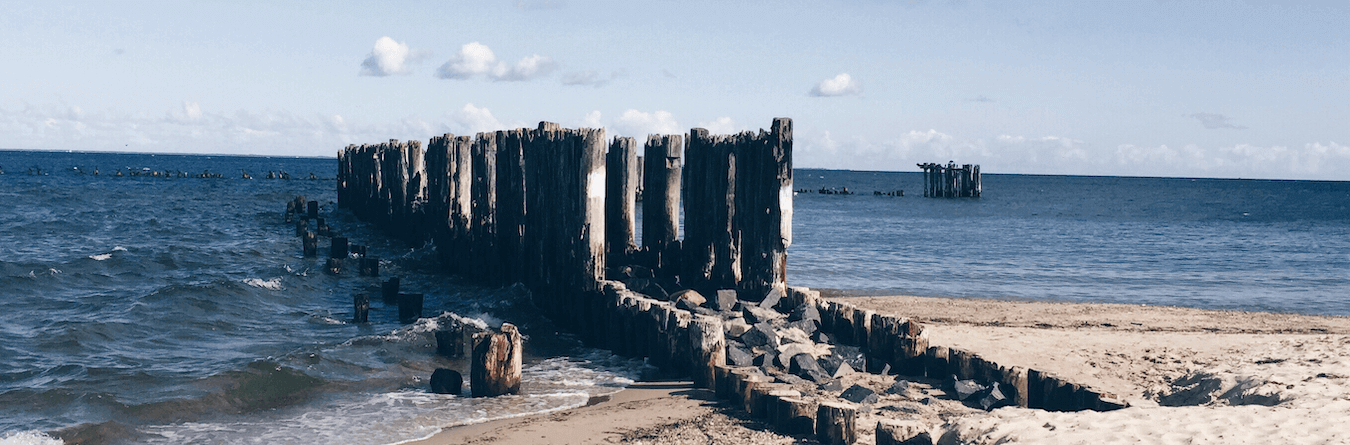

{"left": 1, "top": 150, "right": 1347, "bottom": 444}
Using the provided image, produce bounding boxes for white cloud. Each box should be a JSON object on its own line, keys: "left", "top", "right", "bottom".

{"left": 796, "top": 124, "right": 1350, "bottom": 180}
{"left": 581, "top": 110, "right": 604, "bottom": 129}
{"left": 359, "top": 36, "right": 427, "bottom": 76}
{"left": 697, "top": 116, "right": 740, "bottom": 135}
{"left": 0, "top": 101, "right": 445, "bottom": 156}
{"left": 452, "top": 103, "right": 507, "bottom": 135}
{"left": 809, "top": 73, "right": 862, "bottom": 97}
{"left": 613, "top": 109, "right": 681, "bottom": 137}
{"left": 436, "top": 42, "right": 556, "bottom": 81}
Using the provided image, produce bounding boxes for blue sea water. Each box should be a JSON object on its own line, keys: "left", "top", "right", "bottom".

{"left": 1, "top": 150, "right": 1347, "bottom": 444}
{"left": 789, "top": 169, "right": 1350, "bottom": 315}
{"left": 0, "top": 150, "right": 637, "bottom": 445}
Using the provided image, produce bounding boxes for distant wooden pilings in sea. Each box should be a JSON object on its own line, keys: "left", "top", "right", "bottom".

{"left": 918, "top": 161, "right": 981, "bottom": 198}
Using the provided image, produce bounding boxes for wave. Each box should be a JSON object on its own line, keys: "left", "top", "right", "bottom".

{"left": 243, "top": 277, "right": 283, "bottom": 290}
{"left": 0, "top": 431, "right": 63, "bottom": 445}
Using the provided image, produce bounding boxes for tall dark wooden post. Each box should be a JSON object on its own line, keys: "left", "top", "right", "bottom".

{"left": 496, "top": 129, "right": 527, "bottom": 284}
{"left": 605, "top": 137, "right": 639, "bottom": 270}
{"left": 683, "top": 129, "right": 738, "bottom": 295}
{"left": 642, "top": 134, "right": 682, "bottom": 252}
{"left": 736, "top": 118, "right": 793, "bottom": 299}
{"left": 471, "top": 134, "right": 498, "bottom": 281}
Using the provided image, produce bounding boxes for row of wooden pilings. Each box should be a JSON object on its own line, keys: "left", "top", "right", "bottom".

{"left": 336, "top": 118, "right": 793, "bottom": 305}
{"left": 918, "top": 161, "right": 981, "bottom": 198}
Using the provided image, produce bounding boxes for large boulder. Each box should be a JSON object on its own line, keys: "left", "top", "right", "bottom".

{"left": 788, "top": 353, "right": 830, "bottom": 382}
{"left": 712, "top": 289, "right": 738, "bottom": 311}
{"left": 727, "top": 343, "right": 756, "bottom": 367}
{"left": 743, "top": 305, "right": 786, "bottom": 325}
{"left": 670, "top": 289, "right": 706, "bottom": 308}
{"left": 741, "top": 323, "right": 781, "bottom": 350}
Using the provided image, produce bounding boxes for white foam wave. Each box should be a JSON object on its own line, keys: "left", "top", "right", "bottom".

{"left": 0, "top": 430, "right": 63, "bottom": 445}
{"left": 89, "top": 246, "right": 127, "bottom": 261}
{"left": 244, "top": 277, "right": 284, "bottom": 290}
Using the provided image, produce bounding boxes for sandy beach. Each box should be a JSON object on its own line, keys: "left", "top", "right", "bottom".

{"left": 413, "top": 293, "right": 1350, "bottom": 444}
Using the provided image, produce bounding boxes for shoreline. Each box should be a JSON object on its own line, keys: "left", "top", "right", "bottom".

{"left": 411, "top": 293, "right": 1350, "bottom": 444}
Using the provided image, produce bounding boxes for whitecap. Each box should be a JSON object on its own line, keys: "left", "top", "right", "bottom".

{"left": 244, "top": 278, "right": 284, "bottom": 290}
{"left": 112, "top": 246, "right": 127, "bottom": 252}
{"left": 89, "top": 253, "right": 113, "bottom": 261}
{"left": 0, "top": 430, "right": 64, "bottom": 445}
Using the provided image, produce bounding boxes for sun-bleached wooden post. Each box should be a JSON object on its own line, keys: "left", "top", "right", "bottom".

{"left": 470, "top": 323, "right": 523, "bottom": 397}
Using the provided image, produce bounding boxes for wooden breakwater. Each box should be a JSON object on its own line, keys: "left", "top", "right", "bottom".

{"left": 337, "top": 119, "right": 793, "bottom": 307}
{"left": 918, "top": 161, "right": 981, "bottom": 198}
{"left": 332, "top": 119, "right": 1123, "bottom": 444}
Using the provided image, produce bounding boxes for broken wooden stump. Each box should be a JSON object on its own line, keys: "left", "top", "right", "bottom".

{"left": 816, "top": 401, "right": 858, "bottom": 445}
{"left": 471, "top": 323, "right": 523, "bottom": 397}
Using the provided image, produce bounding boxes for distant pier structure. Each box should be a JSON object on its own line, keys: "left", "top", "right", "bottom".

{"left": 918, "top": 161, "right": 981, "bottom": 198}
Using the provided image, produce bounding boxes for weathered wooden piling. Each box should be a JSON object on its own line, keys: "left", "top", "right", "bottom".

{"left": 330, "top": 236, "right": 348, "bottom": 259}
{"left": 471, "top": 323, "right": 523, "bottom": 397}
{"left": 398, "top": 293, "right": 423, "bottom": 323}
{"left": 307, "top": 200, "right": 318, "bottom": 219}
{"left": 353, "top": 293, "right": 370, "bottom": 323}
{"left": 816, "top": 401, "right": 858, "bottom": 445}
{"left": 605, "top": 137, "right": 639, "bottom": 269}
{"left": 382, "top": 277, "right": 400, "bottom": 303}
{"left": 682, "top": 129, "right": 736, "bottom": 294}
{"left": 918, "top": 161, "right": 980, "bottom": 198}
{"left": 642, "top": 134, "right": 682, "bottom": 281}
{"left": 302, "top": 231, "right": 317, "bottom": 257}
{"left": 470, "top": 134, "right": 498, "bottom": 280}
{"left": 735, "top": 118, "right": 793, "bottom": 299}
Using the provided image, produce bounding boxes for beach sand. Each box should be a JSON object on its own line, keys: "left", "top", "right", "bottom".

{"left": 416, "top": 294, "right": 1350, "bottom": 444}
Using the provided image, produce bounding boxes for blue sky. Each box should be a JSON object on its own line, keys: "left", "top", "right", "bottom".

{"left": 2, "top": 0, "right": 1347, "bottom": 180}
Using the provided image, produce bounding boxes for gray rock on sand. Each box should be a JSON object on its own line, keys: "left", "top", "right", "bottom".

{"left": 789, "top": 353, "right": 830, "bottom": 382}
{"left": 840, "top": 384, "right": 879, "bottom": 405}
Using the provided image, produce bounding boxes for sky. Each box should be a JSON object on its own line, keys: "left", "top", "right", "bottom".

{"left": 2, "top": 0, "right": 1348, "bottom": 180}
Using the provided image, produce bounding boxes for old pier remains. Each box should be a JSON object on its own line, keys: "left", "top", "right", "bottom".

{"left": 918, "top": 161, "right": 981, "bottom": 198}
{"left": 329, "top": 119, "right": 1119, "bottom": 443}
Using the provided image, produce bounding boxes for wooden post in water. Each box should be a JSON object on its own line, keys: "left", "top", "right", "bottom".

{"left": 495, "top": 129, "right": 527, "bottom": 284}
{"left": 576, "top": 128, "right": 607, "bottom": 292}
{"left": 471, "top": 134, "right": 498, "bottom": 282}
{"left": 605, "top": 136, "right": 639, "bottom": 270}
{"left": 448, "top": 136, "right": 473, "bottom": 273}
{"left": 353, "top": 293, "right": 369, "bottom": 323}
{"left": 642, "top": 134, "right": 682, "bottom": 277}
{"left": 683, "top": 129, "right": 740, "bottom": 295}
{"left": 470, "top": 323, "right": 523, "bottom": 397}
{"left": 302, "top": 231, "right": 317, "bottom": 257}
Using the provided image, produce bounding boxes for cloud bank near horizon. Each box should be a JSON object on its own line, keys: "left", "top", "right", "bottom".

{"left": 2, "top": 102, "right": 1345, "bottom": 181}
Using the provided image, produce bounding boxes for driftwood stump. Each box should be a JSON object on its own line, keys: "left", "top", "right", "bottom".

{"left": 816, "top": 401, "right": 857, "bottom": 445}
{"left": 471, "top": 323, "right": 523, "bottom": 397}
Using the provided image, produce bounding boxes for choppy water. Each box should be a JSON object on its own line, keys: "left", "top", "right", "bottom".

{"left": 0, "top": 150, "right": 637, "bottom": 445}
{"left": 2, "top": 151, "right": 1348, "bottom": 444}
